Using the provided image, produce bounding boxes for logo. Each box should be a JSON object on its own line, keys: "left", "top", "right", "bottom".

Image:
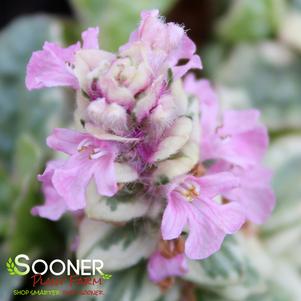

{"left": 6, "top": 254, "right": 112, "bottom": 297}
{"left": 6, "top": 257, "right": 25, "bottom": 276}
{"left": 6, "top": 254, "right": 112, "bottom": 279}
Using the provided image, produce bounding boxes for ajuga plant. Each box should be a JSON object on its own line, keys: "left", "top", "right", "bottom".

{"left": 26, "top": 9, "right": 275, "bottom": 300}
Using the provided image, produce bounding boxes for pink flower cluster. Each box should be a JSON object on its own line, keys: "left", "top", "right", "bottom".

{"left": 26, "top": 10, "right": 275, "bottom": 284}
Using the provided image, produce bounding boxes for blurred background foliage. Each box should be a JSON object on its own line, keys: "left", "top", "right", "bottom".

{"left": 0, "top": 0, "right": 301, "bottom": 300}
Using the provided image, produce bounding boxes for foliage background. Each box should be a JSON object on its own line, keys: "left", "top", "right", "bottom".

{"left": 0, "top": 0, "right": 301, "bottom": 300}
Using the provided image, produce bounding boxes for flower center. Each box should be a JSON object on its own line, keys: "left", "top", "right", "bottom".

{"left": 179, "top": 184, "right": 199, "bottom": 202}
{"left": 77, "top": 139, "right": 92, "bottom": 152}
{"left": 89, "top": 148, "right": 107, "bottom": 160}
{"left": 182, "top": 186, "right": 199, "bottom": 202}
{"left": 77, "top": 140, "right": 107, "bottom": 160}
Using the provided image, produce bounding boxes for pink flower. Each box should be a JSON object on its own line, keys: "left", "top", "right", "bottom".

{"left": 91, "top": 9, "right": 201, "bottom": 113}
{"left": 32, "top": 160, "right": 67, "bottom": 221}
{"left": 147, "top": 251, "right": 188, "bottom": 283}
{"left": 81, "top": 27, "right": 100, "bottom": 49}
{"left": 185, "top": 75, "right": 275, "bottom": 224}
{"left": 123, "top": 10, "right": 202, "bottom": 79}
{"left": 25, "top": 27, "right": 99, "bottom": 90}
{"left": 209, "top": 161, "right": 276, "bottom": 224}
{"left": 45, "top": 128, "right": 118, "bottom": 210}
{"left": 161, "top": 173, "right": 245, "bottom": 260}
{"left": 26, "top": 10, "right": 202, "bottom": 103}
{"left": 25, "top": 10, "right": 202, "bottom": 140}
{"left": 185, "top": 76, "right": 268, "bottom": 168}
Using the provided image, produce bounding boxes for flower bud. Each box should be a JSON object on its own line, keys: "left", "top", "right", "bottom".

{"left": 87, "top": 98, "right": 128, "bottom": 132}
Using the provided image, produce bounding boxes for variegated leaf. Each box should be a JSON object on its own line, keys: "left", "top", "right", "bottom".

{"left": 86, "top": 183, "right": 152, "bottom": 222}
{"left": 77, "top": 218, "right": 158, "bottom": 272}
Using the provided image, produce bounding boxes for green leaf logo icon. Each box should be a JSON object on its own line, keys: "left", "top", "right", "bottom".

{"left": 6, "top": 257, "right": 23, "bottom": 276}
{"left": 6, "top": 258, "right": 16, "bottom": 275}
{"left": 99, "top": 271, "right": 112, "bottom": 280}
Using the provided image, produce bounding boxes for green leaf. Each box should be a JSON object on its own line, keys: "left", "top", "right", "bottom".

{"left": 77, "top": 218, "right": 158, "bottom": 272}
{"left": 245, "top": 263, "right": 301, "bottom": 301}
{"left": 85, "top": 183, "right": 152, "bottom": 222}
{"left": 6, "top": 154, "right": 71, "bottom": 261}
{"left": 0, "top": 168, "right": 17, "bottom": 237}
{"left": 8, "top": 184, "right": 68, "bottom": 256}
{"left": 7, "top": 134, "right": 68, "bottom": 256}
{"left": 184, "top": 235, "right": 264, "bottom": 300}
{"left": 6, "top": 257, "right": 16, "bottom": 275}
{"left": 101, "top": 263, "right": 162, "bottom": 301}
{"left": 0, "top": 133, "right": 42, "bottom": 245}
{"left": 69, "top": 0, "right": 178, "bottom": 51}
{"left": 216, "top": 0, "right": 286, "bottom": 43}
{"left": 196, "top": 290, "right": 231, "bottom": 301}
{"left": 184, "top": 236, "right": 246, "bottom": 286}
{"left": 262, "top": 136, "right": 301, "bottom": 238}
{"left": 214, "top": 265, "right": 264, "bottom": 300}
{"left": 100, "top": 271, "right": 112, "bottom": 280}
{"left": 279, "top": 10, "right": 301, "bottom": 53}
{"left": 262, "top": 196, "right": 301, "bottom": 264}
{"left": 214, "top": 43, "right": 301, "bottom": 131}
{"left": 202, "top": 239, "right": 244, "bottom": 279}
{"left": 99, "top": 221, "right": 141, "bottom": 250}
{"left": 292, "top": 0, "right": 301, "bottom": 9}
{"left": 167, "top": 68, "right": 174, "bottom": 87}
{"left": 273, "top": 155, "right": 301, "bottom": 207}
{"left": 0, "top": 15, "right": 75, "bottom": 260}
{"left": 0, "top": 16, "right": 67, "bottom": 170}
{"left": 13, "top": 134, "right": 42, "bottom": 184}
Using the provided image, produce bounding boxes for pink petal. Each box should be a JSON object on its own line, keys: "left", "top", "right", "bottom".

{"left": 147, "top": 252, "right": 188, "bottom": 282}
{"left": 128, "top": 10, "right": 161, "bottom": 44}
{"left": 52, "top": 152, "right": 94, "bottom": 210}
{"left": 218, "top": 110, "right": 260, "bottom": 136}
{"left": 202, "top": 126, "right": 269, "bottom": 167}
{"left": 199, "top": 199, "right": 245, "bottom": 234}
{"left": 208, "top": 162, "right": 275, "bottom": 224}
{"left": 31, "top": 185, "right": 67, "bottom": 221}
{"left": 46, "top": 128, "right": 87, "bottom": 155}
{"left": 82, "top": 27, "right": 100, "bottom": 49}
{"left": 191, "top": 172, "right": 239, "bottom": 199}
{"left": 224, "top": 165, "right": 275, "bottom": 224}
{"left": 172, "top": 55, "right": 202, "bottom": 80}
{"left": 161, "top": 193, "right": 188, "bottom": 240}
{"left": 184, "top": 196, "right": 244, "bottom": 259}
{"left": 172, "top": 34, "right": 196, "bottom": 61}
{"left": 26, "top": 41, "right": 80, "bottom": 90}
{"left": 162, "top": 174, "right": 244, "bottom": 260}
{"left": 33, "top": 160, "right": 67, "bottom": 221}
{"left": 227, "top": 187, "right": 275, "bottom": 224}
{"left": 184, "top": 76, "right": 218, "bottom": 135}
{"left": 124, "top": 10, "right": 201, "bottom": 77}
{"left": 37, "top": 159, "right": 65, "bottom": 182}
{"left": 93, "top": 153, "right": 118, "bottom": 197}
{"left": 185, "top": 210, "right": 225, "bottom": 260}
{"left": 188, "top": 78, "right": 269, "bottom": 167}
{"left": 221, "top": 126, "right": 269, "bottom": 166}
